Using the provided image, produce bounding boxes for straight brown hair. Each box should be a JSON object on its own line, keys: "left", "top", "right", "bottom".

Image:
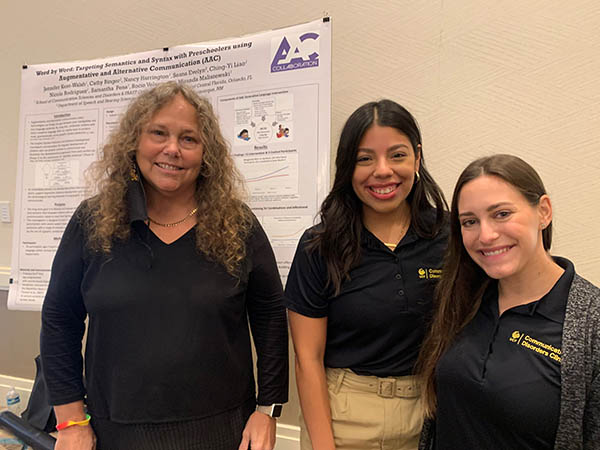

{"left": 417, "top": 154, "right": 552, "bottom": 416}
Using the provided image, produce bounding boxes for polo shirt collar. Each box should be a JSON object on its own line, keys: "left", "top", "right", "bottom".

{"left": 361, "top": 226, "right": 418, "bottom": 250}
{"left": 482, "top": 256, "right": 573, "bottom": 323}
{"left": 126, "top": 163, "right": 148, "bottom": 224}
{"left": 360, "top": 206, "right": 437, "bottom": 250}
{"left": 533, "top": 256, "right": 574, "bottom": 323}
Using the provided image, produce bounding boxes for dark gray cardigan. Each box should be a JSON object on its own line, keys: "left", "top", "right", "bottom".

{"left": 419, "top": 273, "right": 600, "bottom": 450}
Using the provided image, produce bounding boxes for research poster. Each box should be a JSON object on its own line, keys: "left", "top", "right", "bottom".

{"left": 8, "top": 18, "right": 331, "bottom": 310}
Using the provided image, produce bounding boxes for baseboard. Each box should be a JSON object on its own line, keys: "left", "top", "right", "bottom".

{"left": 0, "top": 374, "right": 300, "bottom": 448}
{"left": 275, "top": 422, "right": 301, "bottom": 450}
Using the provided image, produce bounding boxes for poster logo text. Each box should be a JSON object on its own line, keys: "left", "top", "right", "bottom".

{"left": 271, "top": 32, "right": 319, "bottom": 73}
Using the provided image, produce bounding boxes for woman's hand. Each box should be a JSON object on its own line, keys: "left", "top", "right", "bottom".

{"left": 238, "top": 411, "right": 276, "bottom": 450}
{"left": 53, "top": 401, "right": 96, "bottom": 450}
{"left": 55, "top": 425, "right": 96, "bottom": 450}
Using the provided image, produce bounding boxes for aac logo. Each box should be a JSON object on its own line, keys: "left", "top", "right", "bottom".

{"left": 271, "top": 32, "right": 320, "bottom": 73}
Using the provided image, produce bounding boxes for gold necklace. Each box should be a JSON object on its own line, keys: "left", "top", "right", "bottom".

{"left": 148, "top": 207, "right": 198, "bottom": 228}
{"left": 380, "top": 222, "right": 409, "bottom": 250}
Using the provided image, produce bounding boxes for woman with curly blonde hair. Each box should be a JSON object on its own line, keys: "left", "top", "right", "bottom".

{"left": 40, "top": 82, "right": 288, "bottom": 450}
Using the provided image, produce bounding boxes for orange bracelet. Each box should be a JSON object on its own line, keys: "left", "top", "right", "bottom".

{"left": 56, "top": 414, "right": 91, "bottom": 431}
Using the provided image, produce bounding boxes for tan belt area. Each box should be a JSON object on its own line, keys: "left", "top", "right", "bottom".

{"left": 326, "top": 367, "right": 420, "bottom": 399}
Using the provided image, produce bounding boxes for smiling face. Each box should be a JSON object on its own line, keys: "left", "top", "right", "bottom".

{"left": 352, "top": 125, "right": 420, "bottom": 221}
{"left": 458, "top": 175, "right": 552, "bottom": 282}
{"left": 136, "top": 93, "right": 204, "bottom": 200}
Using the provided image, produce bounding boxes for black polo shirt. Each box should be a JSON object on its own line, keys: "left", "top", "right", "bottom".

{"left": 285, "top": 209, "right": 448, "bottom": 377}
{"left": 435, "top": 257, "right": 574, "bottom": 450}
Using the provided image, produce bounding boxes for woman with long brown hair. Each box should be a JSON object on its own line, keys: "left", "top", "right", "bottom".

{"left": 418, "top": 154, "right": 600, "bottom": 449}
{"left": 40, "top": 82, "right": 288, "bottom": 450}
{"left": 286, "top": 100, "right": 448, "bottom": 450}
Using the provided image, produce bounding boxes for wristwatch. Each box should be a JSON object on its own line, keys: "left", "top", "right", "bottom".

{"left": 256, "top": 403, "right": 283, "bottom": 418}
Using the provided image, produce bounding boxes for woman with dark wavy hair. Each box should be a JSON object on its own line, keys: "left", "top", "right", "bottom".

{"left": 418, "top": 154, "right": 600, "bottom": 449}
{"left": 40, "top": 82, "right": 288, "bottom": 450}
{"left": 285, "top": 100, "right": 448, "bottom": 450}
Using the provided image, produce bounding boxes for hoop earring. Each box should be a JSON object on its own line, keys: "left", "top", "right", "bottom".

{"left": 415, "top": 171, "right": 421, "bottom": 183}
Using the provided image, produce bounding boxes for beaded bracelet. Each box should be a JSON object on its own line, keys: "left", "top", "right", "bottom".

{"left": 56, "top": 414, "right": 91, "bottom": 431}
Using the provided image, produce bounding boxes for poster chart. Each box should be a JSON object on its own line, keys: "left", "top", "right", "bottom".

{"left": 8, "top": 18, "right": 331, "bottom": 310}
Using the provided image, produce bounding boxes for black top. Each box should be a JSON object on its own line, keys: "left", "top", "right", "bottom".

{"left": 435, "top": 257, "right": 573, "bottom": 450}
{"left": 40, "top": 181, "right": 288, "bottom": 423}
{"left": 285, "top": 210, "right": 448, "bottom": 377}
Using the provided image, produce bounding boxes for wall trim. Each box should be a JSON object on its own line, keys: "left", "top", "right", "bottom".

{"left": 0, "top": 374, "right": 299, "bottom": 449}
{"left": 275, "top": 422, "right": 300, "bottom": 450}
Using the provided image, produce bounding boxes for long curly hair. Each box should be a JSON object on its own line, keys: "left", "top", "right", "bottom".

{"left": 417, "top": 154, "right": 553, "bottom": 417}
{"left": 308, "top": 99, "right": 448, "bottom": 295}
{"left": 85, "top": 81, "right": 253, "bottom": 276}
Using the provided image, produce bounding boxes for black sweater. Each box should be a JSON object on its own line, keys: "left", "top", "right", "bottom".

{"left": 41, "top": 197, "right": 288, "bottom": 423}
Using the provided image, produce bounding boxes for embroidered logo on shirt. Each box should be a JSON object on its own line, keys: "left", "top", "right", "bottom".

{"left": 509, "top": 331, "right": 561, "bottom": 363}
{"left": 418, "top": 268, "right": 442, "bottom": 279}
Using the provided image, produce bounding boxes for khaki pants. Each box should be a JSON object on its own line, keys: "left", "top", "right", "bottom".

{"left": 300, "top": 368, "right": 423, "bottom": 450}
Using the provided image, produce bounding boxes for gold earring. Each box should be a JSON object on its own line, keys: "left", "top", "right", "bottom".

{"left": 130, "top": 162, "right": 139, "bottom": 181}
{"left": 415, "top": 171, "right": 421, "bottom": 183}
